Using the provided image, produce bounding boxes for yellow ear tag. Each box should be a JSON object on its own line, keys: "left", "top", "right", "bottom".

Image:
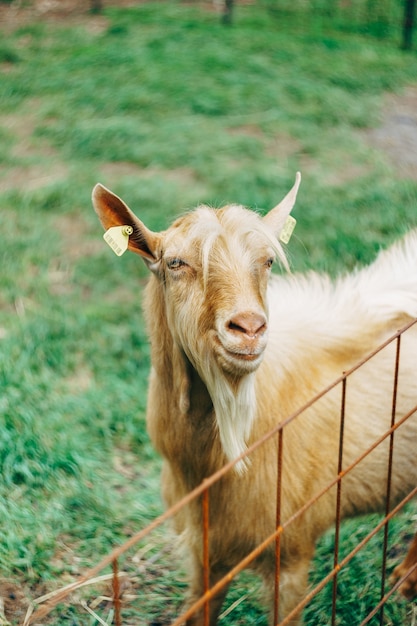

{"left": 279, "top": 215, "right": 296, "bottom": 245}
{"left": 103, "top": 225, "right": 133, "bottom": 256}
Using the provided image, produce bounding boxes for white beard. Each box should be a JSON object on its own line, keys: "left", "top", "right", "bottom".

{"left": 203, "top": 361, "right": 257, "bottom": 473}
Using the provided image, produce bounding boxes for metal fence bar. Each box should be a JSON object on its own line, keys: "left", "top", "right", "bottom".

{"left": 280, "top": 486, "right": 417, "bottom": 626}
{"left": 331, "top": 374, "right": 347, "bottom": 625}
{"left": 202, "top": 482, "right": 210, "bottom": 626}
{"left": 380, "top": 333, "right": 402, "bottom": 624}
{"left": 26, "top": 319, "right": 417, "bottom": 625}
{"left": 274, "top": 429, "right": 284, "bottom": 625}
{"left": 172, "top": 405, "right": 417, "bottom": 624}
{"left": 275, "top": 403, "right": 417, "bottom": 549}
{"left": 166, "top": 318, "right": 417, "bottom": 624}
{"left": 112, "top": 558, "right": 122, "bottom": 626}
{"left": 360, "top": 562, "right": 417, "bottom": 626}
{"left": 28, "top": 401, "right": 417, "bottom": 625}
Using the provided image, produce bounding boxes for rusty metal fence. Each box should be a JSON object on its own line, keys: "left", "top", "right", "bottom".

{"left": 24, "top": 319, "right": 417, "bottom": 625}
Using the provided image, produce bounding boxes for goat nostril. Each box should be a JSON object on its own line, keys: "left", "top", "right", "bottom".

{"left": 227, "top": 312, "right": 267, "bottom": 337}
{"left": 228, "top": 321, "right": 246, "bottom": 334}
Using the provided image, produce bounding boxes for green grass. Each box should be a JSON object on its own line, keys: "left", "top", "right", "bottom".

{"left": 0, "top": 1, "right": 417, "bottom": 624}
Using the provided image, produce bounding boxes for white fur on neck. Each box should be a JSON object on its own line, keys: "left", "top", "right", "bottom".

{"left": 204, "top": 363, "right": 256, "bottom": 473}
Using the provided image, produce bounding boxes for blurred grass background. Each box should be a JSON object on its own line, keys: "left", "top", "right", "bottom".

{"left": 0, "top": 0, "right": 417, "bottom": 623}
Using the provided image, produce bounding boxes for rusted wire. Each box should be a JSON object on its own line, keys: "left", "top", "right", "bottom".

{"left": 380, "top": 333, "right": 402, "bottom": 624}
{"left": 172, "top": 484, "right": 417, "bottom": 626}
{"left": 274, "top": 429, "right": 284, "bottom": 625}
{"left": 279, "top": 486, "right": 417, "bottom": 626}
{"left": 202, "top": 482, "right": 210, "bottom": 626}
{"left": 332, "top": 375, "right": 347, "bottom": 625}
{"left": 170, "top": 526, "right": 287, "bottom": 626}
{"left": 360, "top": 561, "right": 417, "bottom": 626}
{"left": 112, "top": 558, "right": 122, "bottom": 626}
{"left": 27, "top": 319, "right": 417, "bottom": 625}
{"left": 170, "top": 320, "right": 417, "bottom": 625}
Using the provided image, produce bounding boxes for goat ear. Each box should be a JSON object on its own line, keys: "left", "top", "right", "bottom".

{"left": 263, "top": 172, "right": 301, "bottom": 236}
{"left": 92, "top": 184, "right": 161, "bottom": 263}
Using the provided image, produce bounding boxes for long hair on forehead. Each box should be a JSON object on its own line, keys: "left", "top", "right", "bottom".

{"left": 179, "top": 204, "right": 289, "bottom": 290}
{"left": 173, "top": 206, "right": 223, "bottom": 291}
{"left": 220, "top": 205, "right": 289, "bottom": 270}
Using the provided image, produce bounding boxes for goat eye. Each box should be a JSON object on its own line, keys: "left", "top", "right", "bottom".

{"left": 265, "top": 258, "right": 274, "bottom": 269}
{"left": 167, "top": 258, "right": 186, "bottom": 271}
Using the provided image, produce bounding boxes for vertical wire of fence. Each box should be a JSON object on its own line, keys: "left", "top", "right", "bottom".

{"left": 274, "top": 428, "right": 284, "bottom": 625}
{"left": 25, "top": 318, "right": 417, "bottom": 626}
{"left": 331, "top": 375, "right": 347, "bottom": 625}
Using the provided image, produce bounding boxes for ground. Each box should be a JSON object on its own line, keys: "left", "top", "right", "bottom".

{"left": 0, "top": 1, "right": 416, "bottom": 623}
{"left": 365, "top": 85, "right": 417, "bottom": 179}
{"left": 1, "top": 0, "right": 417, "bottom": 181}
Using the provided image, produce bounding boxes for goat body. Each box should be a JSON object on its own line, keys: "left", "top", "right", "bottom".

{"left": 93, "top": 175, "right": 417, "bottom": 624}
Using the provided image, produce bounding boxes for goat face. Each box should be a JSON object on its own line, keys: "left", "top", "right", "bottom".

{"left": 92, "top": 174, "right": 300, "bottom": 383}
{"left": 163, "top": 206, "right": 273, "bottom": 378}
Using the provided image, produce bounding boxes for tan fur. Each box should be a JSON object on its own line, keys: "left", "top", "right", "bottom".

{"left": 92, "top": 174, "right": 417, "bottom": 624}
{"left": 391, "top": 533, "right": 417, "bottom": 600}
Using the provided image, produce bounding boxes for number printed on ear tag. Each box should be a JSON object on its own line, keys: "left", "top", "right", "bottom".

{"left": 279, "top": 215, "right": 297, "bottom": 245}
{"left": 103, "top": 225, "right": 133, "bottom": 256}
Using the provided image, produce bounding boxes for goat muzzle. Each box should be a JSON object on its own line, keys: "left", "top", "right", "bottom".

{"left": 213, "top": 310, "right": 268, "bottom": 374}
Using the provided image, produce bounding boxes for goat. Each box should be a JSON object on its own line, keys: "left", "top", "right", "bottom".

{"left": 92, "top": 173, "right": 417, "bottom": 625}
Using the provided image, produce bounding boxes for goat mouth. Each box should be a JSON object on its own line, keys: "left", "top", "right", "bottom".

{"left": 213, "top": 335, "right": 264, "bottom": 372}
{"left": 226, "top": 350, "right": 260, "bottom": 362}
{"left": 221, "top": 348, "right": 264, "bottom": 375}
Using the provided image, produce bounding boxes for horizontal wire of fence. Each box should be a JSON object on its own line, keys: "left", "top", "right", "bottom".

{"left": 24, "top": 317, "right": 417, "bottom": 625}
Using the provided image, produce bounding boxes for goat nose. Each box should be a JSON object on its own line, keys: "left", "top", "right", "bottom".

{"left": 227, "top": 312, "right": 267, "bottom": 338}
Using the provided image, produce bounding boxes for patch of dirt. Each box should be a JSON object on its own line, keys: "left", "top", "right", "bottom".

{"left": 228, "top": 124, "right": 267, "bottom": 140}
{"left": 265, "top": 131, "right": 302, "bottom": 156}
{"left": 0, "top": 162, "right": 69, "bottom": 192}
{"left": 0, "top": 579, "right": 35, "bottom": 624}
{"left": 53, "top": 214, "right": 104, "bottom": 261}
{"left": 98, "top": 162, "right": 201, "bottom": 189}
{"left": 363, "top": 85, "right": 417, "bottom": 180}
{"left": 0, "top": 0, "right": 138, "bottom": 33}
{"left": 98, "top": 162, "right": 146, "bottom": 184}
{"left": 0, "top": 105, "right": 59, "bottom": 159}
{"left": 0, "top": 106, "right": 69, "bottom": 192}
